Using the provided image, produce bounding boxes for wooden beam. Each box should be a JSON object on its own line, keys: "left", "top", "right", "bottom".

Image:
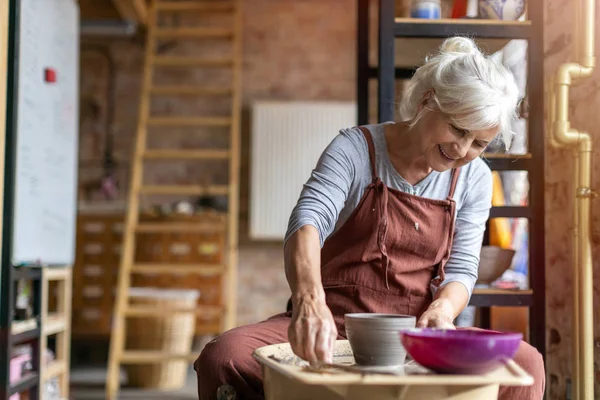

{"left": 78, "top": 0, "right": 121, "bottom": 20}
{"left": 112, "top": 0, "right": 148, "bottom": 25}
{"left": 132, "top": 0, "right": 148, "bottom": 25}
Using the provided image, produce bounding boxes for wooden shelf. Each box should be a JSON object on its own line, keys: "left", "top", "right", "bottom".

{"left": 395, "top": 17, "right": 531, "bottom": 26}
{"left": 9, "top": 372, "right": 39, "bottom": 395}
{"left": 483, "top": 157, "right": 532, "bottom": 171}
{"left": 11, "top": 318, "right": 37, "bottom": 335}
{"left": 470, "top": 289, "right": 533, "bottom": 307}
{"left": 44, "top": 267, "right": 71, "bottom": 281}
{"left": 41, "top": 360, "right": 67, "bottom": 382}
{"left": 482, "top": 152, "right": 532, "bottom": 159}
{"left": 12, "top": 318, "right": 40, "bottom": 344}
{"left": 12, "top": 266, "right": 42, "bottom": 280}
{"left": 394, "top": 18, "right": 531, "bottom": 39}
{"left": 44, "top": 313, "right": 66, "bottom": 336}
{"left": 490, "top": 206, "right": 530, "bottom": 219}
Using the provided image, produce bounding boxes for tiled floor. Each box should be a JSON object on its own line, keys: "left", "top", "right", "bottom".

{"left": 69, "top": 366, "right": 198, "bottom": 399}
{"left": 67, "top": 336, "right": 211, "bottom": 400}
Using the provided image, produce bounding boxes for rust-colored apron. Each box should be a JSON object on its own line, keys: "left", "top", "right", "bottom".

{"left": 320, "top": 126, "right": 460, "bottom": 333}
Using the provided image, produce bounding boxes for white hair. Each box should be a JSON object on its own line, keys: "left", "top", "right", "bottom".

{"left": 398, "top": 36, "right": 520, "bottom": 150}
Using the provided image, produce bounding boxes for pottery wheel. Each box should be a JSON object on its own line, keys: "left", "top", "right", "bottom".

{"left": 268, "top": 341, "right": 431, "bottom": 376}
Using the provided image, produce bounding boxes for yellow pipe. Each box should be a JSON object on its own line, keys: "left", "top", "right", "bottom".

{"left": 572, "top": 146, "right": 581, "bottom": 400}
{"left": 581, "top": 0, "right": 595, "bottom": 69}
{"left": 547, "top": 70, "right": 581, "bottom": 397}
{"left": 552, "top": 84, "right": 595, "bottom": 400}
{"left": 547, "top": 0, "right": 595, "bottom": 397}
{"left": 546, "top": 77, "right": 562, "bottom": 149}
{"left": 576, "top": 132, "right": 594, "bottom": 400}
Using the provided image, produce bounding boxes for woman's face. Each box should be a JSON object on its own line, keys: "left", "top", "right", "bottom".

{"left": 413, "top": 110, "right": 498, "bottom": 172}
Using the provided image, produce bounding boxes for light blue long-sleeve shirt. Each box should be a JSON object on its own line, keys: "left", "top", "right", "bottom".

{"left": 284, "top": 123, "right": 493, "bottom": 299}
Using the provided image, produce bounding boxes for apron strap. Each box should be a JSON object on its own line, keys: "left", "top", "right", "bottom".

{"left": 434, "top": 168, "right": 462, "bottom": 287}
{"left": 357, "top": 126, "right": 378, "bottom": 182}
{"left": 447, "top": 167, "right": 461, "bottom": 199}
{"left": 357, "top": 126, "right": 391, "bottom": 288}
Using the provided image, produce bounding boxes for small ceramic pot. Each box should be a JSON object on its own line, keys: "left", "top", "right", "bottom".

{"left": 345, "top": 313, "right": 416, "bottom": 366}
{"left": 477, "top": 245, "right": 515, "bottom": 284}
{"left": 478, "top": 0, "right": 526, "bottom": 20}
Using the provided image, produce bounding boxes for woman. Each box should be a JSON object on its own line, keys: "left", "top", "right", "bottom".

{"left": 195, "top": 36, "right": 545, "bottom": 400}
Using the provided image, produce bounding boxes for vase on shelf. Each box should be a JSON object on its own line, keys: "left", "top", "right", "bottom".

{"left": 478, "top": 0, "right": 526, "bottom": 20}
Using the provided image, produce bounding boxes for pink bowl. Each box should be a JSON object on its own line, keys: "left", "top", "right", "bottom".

{"left": 400, "top": 328, "right": 522, "bottom": 374}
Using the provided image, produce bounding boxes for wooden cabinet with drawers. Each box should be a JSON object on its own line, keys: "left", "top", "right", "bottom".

{"left": 70, "top": 210, "right": 227, "bottom": 337}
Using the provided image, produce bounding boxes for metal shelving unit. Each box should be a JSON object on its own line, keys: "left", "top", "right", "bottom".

{"left": 1, "top": 2, "right": 73, "bottom": 399}
{"left": 357, "top": 0, "right": 546, "bottom": 360}
{"left": 0, "top": 0, "right": 41, "bottom": 398}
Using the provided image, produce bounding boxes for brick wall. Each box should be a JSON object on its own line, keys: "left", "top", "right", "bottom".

{"left": 79, "top": 0, "right": 371, "bottom": 327}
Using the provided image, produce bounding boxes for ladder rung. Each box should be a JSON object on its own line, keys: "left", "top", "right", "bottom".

{"left": 156, "top": 1, "right": 234, "bottom": 12}
{"left": 154, "top": 56, "right": 233, "bottom": 67}
{"left": 149, "top": 85, "right": 232, "bottom": 96}
{"left": 154, "top": 27, "right": 233, "bottom": 39}
{"left": 136, "top": 222, "right": 225, "bottom": 233}
{"left": 139, "top": 184, "right": 229, "bottom": 195}
{"left": 147, "top": 116, "right": 231, "bottom": 126}
{"left": 132, "top": 263, "right": 225, "bottom": 275}
{"left": 124, "top": 305, "right": 222, "bottom": 317}
{"left": 120, "top": 351, "right": 198, "bottom": 363}
{"left": 143, "top": 149, "right": 230, "bottom": 160}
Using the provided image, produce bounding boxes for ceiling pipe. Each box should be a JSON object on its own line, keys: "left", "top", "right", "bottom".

{"left": 80, "top": 20, "right": 138, "bottom": 37}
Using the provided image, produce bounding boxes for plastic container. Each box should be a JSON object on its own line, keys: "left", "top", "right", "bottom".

{"left": 9, "top": 352, "right": 31, "bottom": 400}
{"left": 410, "top": 0, "right": 441, "bottom": 19}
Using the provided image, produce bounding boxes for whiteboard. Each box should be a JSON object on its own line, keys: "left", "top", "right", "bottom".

{"left": 12, "top": 0, "right": 80, "bottom": 265}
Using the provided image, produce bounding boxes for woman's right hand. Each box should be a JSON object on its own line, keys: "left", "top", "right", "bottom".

{"left": 288, "top": 293, "right": 338, "bottom": 364}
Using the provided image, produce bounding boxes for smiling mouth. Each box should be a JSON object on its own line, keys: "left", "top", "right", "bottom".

{"left": 438, "top": 144, "right": 457, "bottom": 162}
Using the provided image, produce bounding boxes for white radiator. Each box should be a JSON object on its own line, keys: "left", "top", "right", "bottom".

{"left": 250, "top": 101, "right": 357, "bottom": 240}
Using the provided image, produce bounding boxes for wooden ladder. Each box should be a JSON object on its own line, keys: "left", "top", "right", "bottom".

{"left": 106, "top": 0, "right": 242, "bottom": 398}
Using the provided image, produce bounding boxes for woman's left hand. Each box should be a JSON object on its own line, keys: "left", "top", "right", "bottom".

{"left": 417, "top": 299, "right": 456, "bottom": 329}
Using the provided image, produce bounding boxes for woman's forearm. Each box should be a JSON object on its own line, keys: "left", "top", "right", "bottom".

{"left": 284, "top": 225, "right": 325, "bottom": 303}
{"left": 430, "top": 281, "right": 470, "bottom": 320}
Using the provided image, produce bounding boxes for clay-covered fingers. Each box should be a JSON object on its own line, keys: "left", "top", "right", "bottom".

{"left": 289, "top": 315, "right": 317, "bottom": 362}
{"left": 417, "top": 312, "right": 455, "bottom": 330}
{"left": 313, "top": 317, "right": 337, "bottom": 363}
{"left": 288, "top": 302, "right": 337, "bottom": 364}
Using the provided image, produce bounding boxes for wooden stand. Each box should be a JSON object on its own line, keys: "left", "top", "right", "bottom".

{"left": 40, "top": 266, "right": 72, "bottom": 400}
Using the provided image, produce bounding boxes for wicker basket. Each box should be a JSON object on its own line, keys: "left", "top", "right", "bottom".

{"left": 125, "top": 288, "right": 200, "bottom": 390}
